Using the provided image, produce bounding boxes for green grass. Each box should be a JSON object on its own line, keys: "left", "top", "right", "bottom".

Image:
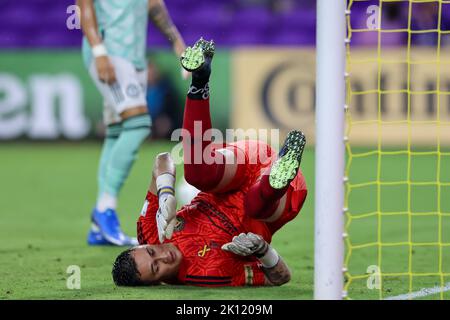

{"left": 0, "top": 141, "right": 315, "bottom": 300}
{"left": 1, "top": 142, "right": 449, "bottom": 299}
{"left": 345, "top": 148, "right": 450, "bottom": 300}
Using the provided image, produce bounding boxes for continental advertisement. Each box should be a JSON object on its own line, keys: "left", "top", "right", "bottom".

{"left": 231, "top": 48, "right": 450, "bottom": 146}
{"left": 0, "top": 50, "right": 230, "bottom": 140}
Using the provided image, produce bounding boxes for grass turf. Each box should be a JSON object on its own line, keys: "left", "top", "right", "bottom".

{"left": 0, "top": 141, "right": 314, "bottom": 300}
{"left": 0, "top": 142, "right": 449, "bottom": 299}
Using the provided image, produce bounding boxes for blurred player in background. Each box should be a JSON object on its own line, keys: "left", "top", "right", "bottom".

{"left": 77, "top": 0, "right": 187, "bottom": 246}
{"left": 112, "top": 39, "right": 308, "bottom": 287}
{"left": 146, "top": 61, "right": 182, "bottom": 139}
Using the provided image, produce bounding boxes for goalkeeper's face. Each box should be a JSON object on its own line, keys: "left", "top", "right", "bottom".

{"left": 132, "top": 244, "right": 182, "bottom": 284}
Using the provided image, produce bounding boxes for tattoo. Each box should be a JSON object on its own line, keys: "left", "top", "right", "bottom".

{"left": 149, "top": 1, "right": 179, "bottom": 43}
{"left": 262, "top": 260, "right": 291, "bottom": 286}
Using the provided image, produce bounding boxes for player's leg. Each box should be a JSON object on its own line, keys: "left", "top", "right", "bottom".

{"left": 244, "top": 130, "right": 307, "bottom": 221}
{"left": 87, "top": 86, "right": 126, "bottom": 245}
{"left": 88, "top": 56, "right": 151, "bottom": 246}
{"left": 180, "top": 38, "right": 247, "bottom": 193}
{"left": 265, "top": 172, "right": 308, "bottom": 235}
{"left": 87, "top": 119, "right": 122, "bottom": 246}
{"left": 94, "top": 104, "right": 123, "bottom": 211}
{"left": 97, "top": 123, "right": 122, "bottom": 200}
{"left": 104, "top": 56, "right": 150, "bottom": 200}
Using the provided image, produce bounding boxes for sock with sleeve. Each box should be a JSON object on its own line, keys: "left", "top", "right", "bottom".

{"left": 97, "top": 123, "right": 122, "bottom": 202}
{"left": 103, "top": 114, "right": 151, "bottom": 198}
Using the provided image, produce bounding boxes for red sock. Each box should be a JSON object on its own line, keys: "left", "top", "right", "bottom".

{"left": 244, "top": 173, "right": 289, "bottom": 220}
{"left": 182, "top": 97, "right": 225, "bottom": 191}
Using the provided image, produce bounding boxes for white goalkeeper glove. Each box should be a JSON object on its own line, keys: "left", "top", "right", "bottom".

{"left": 156, "top": 194, "right": 177, "bottom": 243}
{"left": 221, "top": 232, "right": 280, "bottom": 268}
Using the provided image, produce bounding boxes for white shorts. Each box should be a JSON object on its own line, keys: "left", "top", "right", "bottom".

{"left": 88, "top": 56, "right": 148, "bottom": 125}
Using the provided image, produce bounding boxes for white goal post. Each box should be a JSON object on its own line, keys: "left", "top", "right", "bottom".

{"left": 314, "top": 0, "right": 347, "bottom": 300}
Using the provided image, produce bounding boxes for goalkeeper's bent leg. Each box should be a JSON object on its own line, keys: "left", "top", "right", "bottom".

{"left": 181, "top": 41, "right": 247, "bottom": 192}
{"left": 245, "top": 171, "right": 307, "bottom": 233}
{"left": 245, "top": 130, "right": 307, "bottom": 221}
{"left": 182, "top": 96, "right": 247, "bottom": 193}
{"left": 244, "top": 172, "right": 288, "bottom": 220}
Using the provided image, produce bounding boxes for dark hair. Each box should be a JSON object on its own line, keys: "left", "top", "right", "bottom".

{"left": 112, "top": 249, "right": 143, "bottom": 286}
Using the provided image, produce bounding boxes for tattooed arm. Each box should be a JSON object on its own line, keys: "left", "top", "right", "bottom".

{"left": 148, "top": 0, "right": 186, "bottom": 57}
{"left": 262, "top": 256, "right": 291, "bottom": 286}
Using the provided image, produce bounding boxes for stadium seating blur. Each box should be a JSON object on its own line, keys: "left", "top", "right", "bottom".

{"left": 2, "top": 0, "right": 449, "bottom": 48}
{"left": 0, "top": 0, "right": 317, "bottom": 47}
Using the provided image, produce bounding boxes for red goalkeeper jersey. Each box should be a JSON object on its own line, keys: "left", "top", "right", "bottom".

{"left": 137, "top": 140, "right": 307, "bottom": 287}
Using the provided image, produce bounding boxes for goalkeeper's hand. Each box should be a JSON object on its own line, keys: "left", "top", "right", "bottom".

{"left": 156, "top": 195, "right": 177, "bottom": 243}
{"left": 222, "top": 232, "right": 280, "bottom": 269}
{"left": 221, "top": 232, "right": 269, "bottom": 257}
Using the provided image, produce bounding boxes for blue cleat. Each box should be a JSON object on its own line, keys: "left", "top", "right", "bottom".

{"left": 87, "top": 224, "right": 111, "bottom": 246}
{"left": 89, "top": 208, "right": 138, "bottom": 246}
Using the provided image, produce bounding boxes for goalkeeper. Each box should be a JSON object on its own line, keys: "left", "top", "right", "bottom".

{"left": 112, "top": 39, "right": 308, "bottom": 287}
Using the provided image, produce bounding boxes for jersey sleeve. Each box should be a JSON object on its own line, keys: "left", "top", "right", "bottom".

{"left": 232, "top": 261, "right": 266, "bottom": 286}
{"left": 136, "top": 191, "right": 159, "bottom": 245}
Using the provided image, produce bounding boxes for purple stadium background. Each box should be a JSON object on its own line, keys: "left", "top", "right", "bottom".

{"left": 1, "top": 0, "right": 448, "bottom": 49}
{"left": 0, "top": 0, "right": 315, "bottom": 48}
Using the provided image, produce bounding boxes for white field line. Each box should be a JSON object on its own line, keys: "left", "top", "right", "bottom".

{"left": 384, "top": 282, "right": 450, "bottom": 300}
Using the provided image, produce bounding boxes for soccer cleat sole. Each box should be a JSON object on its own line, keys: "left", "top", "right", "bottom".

{"left": 180, "top": 37, "right": 215, "bottom": 72}
{"left": 269, "top": 130, "right": 306, "bottom": 189}
{"left": 194, "top": 37, "right": 215, "bottom": 58}
{"left": 180, "top": 46, "right": 205, "bottom": 72}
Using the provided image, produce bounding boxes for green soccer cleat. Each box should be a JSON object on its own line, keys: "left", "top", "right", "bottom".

{"left": 180, "top": 37, "right": 215, "bottom": 72}
{"left": 193, "top": 37, "right": 215, "bottom": 58}
{"left": 269, "top": 130, "right": 307, "bottom": 190}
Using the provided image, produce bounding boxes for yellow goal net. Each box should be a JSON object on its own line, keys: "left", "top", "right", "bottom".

{"left": 344, "top": 0, "right": 450, "bottom": 299}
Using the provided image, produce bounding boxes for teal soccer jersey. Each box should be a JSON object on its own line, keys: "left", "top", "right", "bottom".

{"left": 82, "top": 0, "right": 149, "bottom": 69}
